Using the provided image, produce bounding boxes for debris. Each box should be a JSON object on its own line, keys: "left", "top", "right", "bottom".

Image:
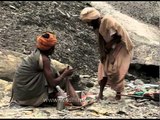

{"left": 86, "top": 82, "right": 94, "bottom": 88}
{"left": 80, "top": 75, "right": 90, "bottom": 78}
{"left": 128, "top": 104, "right": 138, "bottom": 109}
{"left": 56, "top": 8, "right": 66, "bottom": 16}
{"left": 66, "top": 13, "right": 71, "bottom": 18}
{"left": 117, "top": 110, "right": 128, "bottom": 115}
{"left": 127, "top": 79, "right": 159, "bottom": 93}
{"left": 143, "top": 84, "right": 159, "bottom": 89}
{"left": 87, "top": 105, "right": 116, "bottom": 115}
{"left": 9, "top": 5, "right": 17, "bottom": 10}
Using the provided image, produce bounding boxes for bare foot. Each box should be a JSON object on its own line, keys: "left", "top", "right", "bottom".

{"left": 115, "top": 94, "right": 121, "bottom": 100}
{"left": 96, "top": 94, "right": 103, "bottom": 101}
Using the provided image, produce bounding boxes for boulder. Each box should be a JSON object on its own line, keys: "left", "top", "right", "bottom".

{"left": 90, "top": 2, "right": 160, "bottom": 66}
{"left": 0, "top": 49, "right": 69, "bottom": 81}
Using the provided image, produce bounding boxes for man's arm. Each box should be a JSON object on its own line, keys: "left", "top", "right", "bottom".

{"left": 42, "top": 55, "right": 74, "bottom": 88}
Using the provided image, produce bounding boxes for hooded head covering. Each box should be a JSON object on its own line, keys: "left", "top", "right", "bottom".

{"left": 80, "top": 7, "right": 101, "bottom": 22}
{"left": 36, "top": 32, "right": 57, "bottom": 51}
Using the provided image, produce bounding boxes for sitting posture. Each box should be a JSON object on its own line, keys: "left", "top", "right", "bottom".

{"left": 10, "top": 32, "right": 78, "bottom": 107}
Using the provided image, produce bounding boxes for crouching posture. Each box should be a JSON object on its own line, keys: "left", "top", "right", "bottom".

{"left": 80, "top": 7, "right": 134, "bottom": 100}
{"left": 10, "top": 32, "right": 77, "bottom": 107}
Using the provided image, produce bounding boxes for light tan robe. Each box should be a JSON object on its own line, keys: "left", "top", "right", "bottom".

{"left": 97, "top": 15, "right": 134, "bottom": 92}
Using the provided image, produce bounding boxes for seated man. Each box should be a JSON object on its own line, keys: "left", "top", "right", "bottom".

{"left": 10, "top": 32, "right": 80, "bottom": 107}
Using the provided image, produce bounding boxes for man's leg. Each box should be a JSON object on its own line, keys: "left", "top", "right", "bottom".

{"left": 114, "top": 78, "right": 124, "bottom": 100}
{"left": 115, "top": 92, "right": 121, "bottom": 100}
{"left": 65, "top": 78, "right": 82, "bottom": 106}
{"left": 97, "top": 77, "right": 107, "bottom": 100}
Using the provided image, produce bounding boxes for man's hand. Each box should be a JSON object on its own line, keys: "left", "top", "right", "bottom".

{"left": 62, "top": 66, "right": 74, "bottom": 77}
{"left": 59, "top": 68, "right": 66, "bottom": 74}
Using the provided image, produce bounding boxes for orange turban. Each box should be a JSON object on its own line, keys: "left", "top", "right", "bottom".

{"left": 80, "top": 7, "right": 101, "bottom": 22}
{"left": 36, "top": 32, "right": 57, "bottom": 50}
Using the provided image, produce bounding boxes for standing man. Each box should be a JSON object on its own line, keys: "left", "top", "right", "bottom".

{"left": 80, "top": 7, "right": 134, "bottom": 100}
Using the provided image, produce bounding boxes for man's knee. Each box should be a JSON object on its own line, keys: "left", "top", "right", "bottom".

{"left": 99, "top": 77, "right": 107, "bottom": 86}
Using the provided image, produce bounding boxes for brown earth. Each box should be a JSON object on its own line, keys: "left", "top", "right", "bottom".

{"left": 0, "top": 1, "right": 159, "bottom": 119}
{"left": 0, "top": 1, "right": 159, "bottom": 76}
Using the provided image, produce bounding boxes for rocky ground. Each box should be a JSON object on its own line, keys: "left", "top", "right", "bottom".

{"left": 0, "top": 1, "right": 159, "bottom": 75}
{"left": 107, "top": 1, "right": 160, "bottom": 27}
{"left": 0, "top": 76, "right": 159, "bottom": 119}
{"left": 0, "top": 1, "right": 159, "bottom": 119}
{"left": 0, "top": 1, "right": 98, "bottom": 75}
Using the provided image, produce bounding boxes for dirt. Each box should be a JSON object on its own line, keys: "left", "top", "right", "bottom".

{"left": 0, "top": 1, "right": 97, "bottom": 76}
{"left": 0, "top": 1, "right": 159, "bottom": 119}
{"left": 107, "top": 1, "right": 160, "bottom": 27}
{"left": 0, "top": 1, "right": 159, "bottom": 76}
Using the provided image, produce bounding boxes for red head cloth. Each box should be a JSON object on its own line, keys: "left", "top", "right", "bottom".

{"left": 36, "top": 32, "right": 57, "bottom": 50}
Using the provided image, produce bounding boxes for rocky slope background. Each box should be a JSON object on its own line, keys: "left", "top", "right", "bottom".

{"left": 0, "top": 1, "right": 159, "bottom": 119}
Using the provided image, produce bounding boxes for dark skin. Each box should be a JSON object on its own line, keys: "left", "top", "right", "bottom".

{"left": 38, "top": 33, "right": 79, "bottom": 105}
{"left": 39, "top": 33, "right": 74, "bottom": 88}
{"left": 41, "top": 46, "right": 74, "bottom": 88}
{"left": 87, "top": 18, "right": 121, "bottom": 101}
{"left": 41, "top": 47, "right": 82, "bottom": 106}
